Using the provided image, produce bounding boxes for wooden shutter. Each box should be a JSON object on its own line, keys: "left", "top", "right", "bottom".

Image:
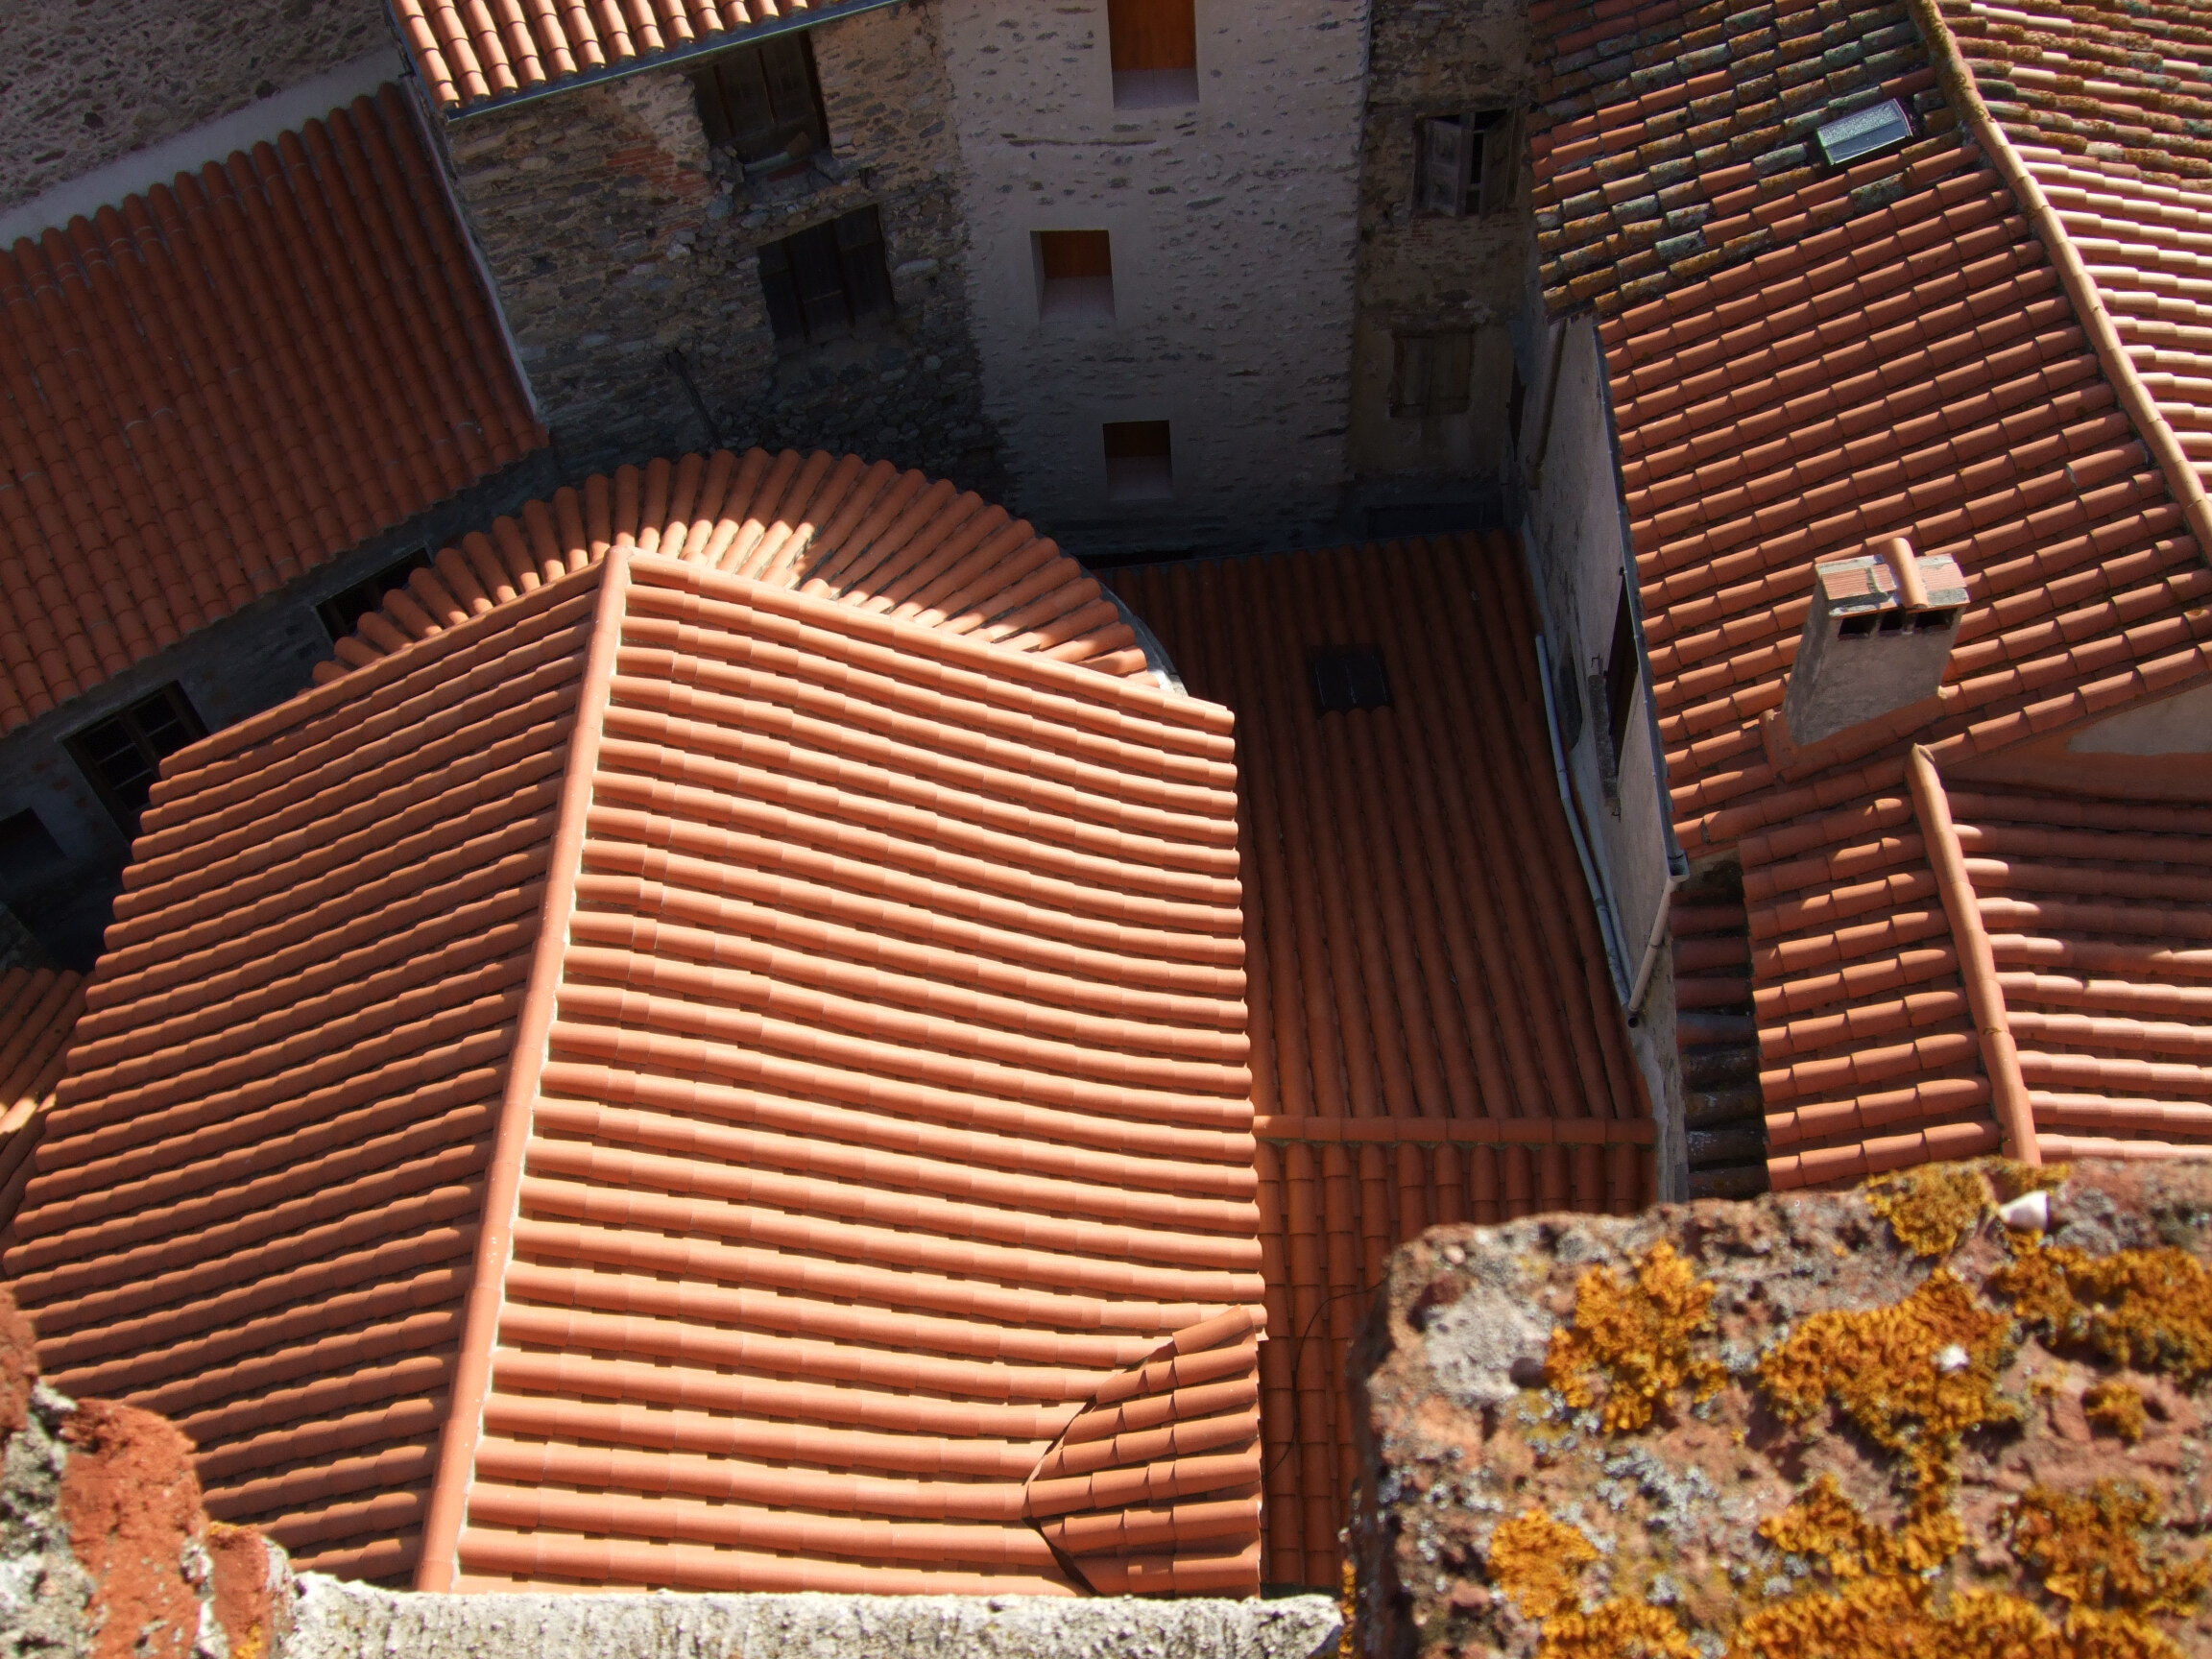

{"left": 1418, "top": 118, "right": 1473, "bottom": 216}
{"left": 1109, "top": 0, "right": 1197, "bottom": 71}
{"left": 1479, "top": 110, "right": 1524, "bottom": 216}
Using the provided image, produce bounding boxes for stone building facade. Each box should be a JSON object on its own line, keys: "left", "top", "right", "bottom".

{"left": 0, "top": 0, "right": 386, "bottom": 211}
{"left": 430, "top": 5, "right": 1004, "bottom": 493}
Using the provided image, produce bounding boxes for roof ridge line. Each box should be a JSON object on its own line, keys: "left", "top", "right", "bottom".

{"left": 413, "top": 544, "right": 633, "bottom": 1594}
{"left": 1911, "top": 0, "right": 2212, "bottom": 566}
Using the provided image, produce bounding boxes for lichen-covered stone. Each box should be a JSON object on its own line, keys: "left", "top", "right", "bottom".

{"left": 1351, "top": 1160, "right": 2212, "bottom": 1657}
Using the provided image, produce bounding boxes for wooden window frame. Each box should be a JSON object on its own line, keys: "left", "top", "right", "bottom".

{"left": 1108, "top": 0, "right": 1199, "bottom": 108}
{"left": 65, "top": 684, "right": 206, "bottom": 834}
{"left": 692, "top": 34, "right": 832, "bottom": 168}
{"left": 758, "top": 206, "right": 895, "bottom": 348}
{"left": 1414, "top": 109, "right": 1525, "bottom": 218}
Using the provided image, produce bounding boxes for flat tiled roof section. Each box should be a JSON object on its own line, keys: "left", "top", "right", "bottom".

{"left": 1112, "top": 534, "right": 1654, "bottom": 1591}
{"left": 0, "top": 85, "right": 544, "bottom": 738}
{"left": 12, "top": 543, "right": 1261, "bottom": 1596}
{"left": 393, "top": 0, "right": 888, "bottom": 112}
{"left": 2, "top": 567, "right": 601, "bottom": 1584}
{"left": 0, "top": 966, "right": 85, "bottom": 1239}
{"left": 309, "top": 447, "right": 1149, "bottom": 694}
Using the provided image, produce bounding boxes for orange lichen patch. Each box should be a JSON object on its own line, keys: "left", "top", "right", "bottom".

{"left": 2083, "top": 1380, "right": 2149, "bottom": 1446}
{"left": 2010, "top": 1482, "right": 2210, "bottom": 1630}
{"left": 1545, "top": 1242, "right": 1724, "bottom": 1432}
{"left": 1865, "top": 1165, "right": 1991, "bottom": 1258}
{"left": 1760, "top": 1473, "right": 1908, "bottom": 1581}
{"left": 1733, "top": 1577, "right": 2063, "bottom": 1658}
{"left": 1997, "top": 1241, "right": 2212, "bottom": 1382}
{"left": 1487, "top": 1511, "right": 1697, "bottom": 1659}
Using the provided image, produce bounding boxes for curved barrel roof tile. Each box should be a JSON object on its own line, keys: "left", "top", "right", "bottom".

{"left": 311, "top": 447, "right": 1151, "bottom": 694}
{"left": 6, "top": 521, "right": 1257, "bottom": 1595}
{"left": 0, "top": 85, "right": 544, "bottom": 737}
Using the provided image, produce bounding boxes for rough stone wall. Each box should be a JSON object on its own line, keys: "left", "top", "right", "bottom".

{"left": 936, "top": 0, "right": 1369, "bottom": 561}
{"left": 0, "top": 0, "right": 386, "bottom": 210}
{"left": 1353, "top": 1159, "right": 2212, "bottom": 1657}
{"left": 0, "top": 1286, "right": 290, "bottom": 1659}
{"left": 1348, "top": 0, "right": 1535, "bottom": 517}
{"left": 439, "top": 6, "right": 1001, "bottom": 491}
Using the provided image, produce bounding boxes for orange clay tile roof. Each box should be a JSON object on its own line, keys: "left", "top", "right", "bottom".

{"left": 1529, "top": 0, "right": 2212, "bottom": 863}
{"left": 393, "top": 0, "right": 890, "bottom": 113}
{"left": 1936, "top": 0, "right": 2212, "bottom": 496}
{"left": 0, "top": 966, "right": 85, "bottom": 1239}
{"left": 1748, "top": 764, "right": 2212, "bottom": 1188}
{"left": 313, "top": 446, "right": 1150, "bottom": 688}
{"left": 5, "top": 519, "right": 1260, "bottom": 1596}
{"left": 0, "top": 85, "right": 544, "bottom": 736}
{"left": 1529, "top": 0, "right": 2212, "bottom": 1192}
{"left": 1111, "top": 536, "right": 1655, "bottom": 1590}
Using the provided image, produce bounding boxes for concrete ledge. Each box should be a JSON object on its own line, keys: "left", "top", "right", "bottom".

{"left": 286, "top": 1577, "right": 1344, "bottom": 1659}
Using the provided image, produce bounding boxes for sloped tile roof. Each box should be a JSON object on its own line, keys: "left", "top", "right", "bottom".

{"left": 7, "top": 526, "right": 1259, "bottom": 1595}
{"left": 316, "top": 447, "right": 1149, "bottom": 689}
{"left": 1530, "top": 0, "right": 2212, "bottom": 863}
{"left": 0, "top": 86, "right": 544, "bottom": 737}
{"left": 1748, "top": 760, "right": 2212, "bottom": 1188}
{"left": 0, "top": 966, "right": 85, "bottom": 1238}
{"left": 393, "top": 0, "right": 889, "bottom": 113}
{"left": 1112, "top": 536, "right": 1655, "bottom": 1589}
{"left": 1938, "top": 0, "right": 2212, "bottom": 496}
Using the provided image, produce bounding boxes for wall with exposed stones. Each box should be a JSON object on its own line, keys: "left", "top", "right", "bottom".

{"left": 1348, "top": 0, "right": 1534, "bottom": 525}
{"left": 435, "top": 5, "right": 1003, "bottom": 493}
{"left": 936, "top": 0, "right": 1368, "bottom": 561}
{"left": 1352, "top": 1159, "right": 2212, "bottom": 1657}
{"left": 0, "top": 0, "right": 387, "bottom": 211}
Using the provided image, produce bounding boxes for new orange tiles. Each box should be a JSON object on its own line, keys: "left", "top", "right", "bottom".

{"left": 0, "top": 85, "right": 544, "bottom": 736}
{"left": 1113, "top": 536, "right": 1653, "bottom": 1589}
{"left": 6, "top": 456, "right": 1259, "bottom": 1596}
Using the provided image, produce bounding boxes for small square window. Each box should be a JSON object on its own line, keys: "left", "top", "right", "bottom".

{"left": 66, "top": 685, "right": 205, "bottom": 833}
{"left": 1414, "top": 109, "right": 1524, "bottom": 217}
{"left": 1108, "top": 0, "right": 1198, "bottom": 108}
{"left": 1103, "top": 420, "right": 1173, "bottom": 501}
{"left": 1036, "top": 229, "right": 1115, "bottom": 322}
{"left": 693, "top": 34, "right": 830, "bottom": 168}
{"left": 1390, "top": 330, "right": 1474, "bottom": 419}
{"left": 316, "top": 548, "right": 431, "bottom": 643}
{"left": 758, "top": 206, "right": 894, "bottom": 348}
{"left": 1310, "top": 647, "right": 1391, "bottom": 715}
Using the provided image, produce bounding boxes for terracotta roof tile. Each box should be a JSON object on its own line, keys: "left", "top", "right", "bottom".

{"left": 1113, "top": 535, "right": 1654, "bottom": 1587}
{"left": 6, "top": 526, "right": 1257, "bottom": 1596}
{"left": 0, "top": 966, "right": 85, "bottom": 1242}
{"left": 0, "top": 85, "right": 543, "bottom": 737}
{"left": 393, "top": 0, "right": 894, "bottom": 114}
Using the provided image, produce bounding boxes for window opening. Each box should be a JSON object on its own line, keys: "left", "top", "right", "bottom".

{"left": 1587, "top": 586, "right": 1640, "bottom": 807}
{"left": 316, "top": 547, "right": 432, "bottom": 643}
{"left": 1036, "top": 229, "right": 1116, "bottom": 322}
{"left": 758, "top": 207, "right": 894, "bottom": 347}
{"left": 1415, "top": 109, "right": 1524, "bottom": 217}
{"left": 1310, "top": 646, "right": 1392, "bottom": 715}
{"left": 693, "top": 35, "right": 831, "bottom": 170}
{"left": 1108, "top": 0, "right": 1198, "bottom": 108}
{"left": 1389, "top": 330, "right": 1474, "bottom": 419}
{"left": 66, "top": 685, "right": 205, "bottom": 834}
{"left": 1102, "top": 420, "right": 1174, "bottom": 501}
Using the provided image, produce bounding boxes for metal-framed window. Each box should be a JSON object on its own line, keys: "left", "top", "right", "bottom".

{"left": 65, "top": 685, "right": 205, "bottom": 833}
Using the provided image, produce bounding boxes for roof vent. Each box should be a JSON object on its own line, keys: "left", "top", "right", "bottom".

{"left": 1815, "top": 98, "right": 1913, "bottom": 166}
{"left": 1781, "top": 538, "right": 1967, "bottom": 747}
{"left": 1310, "top": 646, "right": 1391, "bottom": 715}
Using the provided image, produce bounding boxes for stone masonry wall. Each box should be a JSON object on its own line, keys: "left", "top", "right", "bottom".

{"left": 0, "top": 0, "right": 387, "bottom": 211}
{"left": 936, "top": 0, "right": 1369, "bottom": 561}
{"left": 438, "top": 5, "right": 1001, "bottom": 492}
{"left": 1348, "top": 0, "right": 1536, "bottom": 513}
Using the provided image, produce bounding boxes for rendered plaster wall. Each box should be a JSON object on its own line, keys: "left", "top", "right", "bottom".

{"left": 1348, "top": 0, "right": 1533, "bottom": 522}
{"left": 438, "top": 6, "right": 1002, "bottom": 489}
{"left": 1518, "top": 313, "right": 1684, "bottom": 1191}
{"left": 0, "top": 453, "right": 555, "bottom": 971}
{"left": 937, "top": 0, "right": 1368, "bottom": 560}
{"left": 0, "top": 0, "right": 387, "bottom": 211}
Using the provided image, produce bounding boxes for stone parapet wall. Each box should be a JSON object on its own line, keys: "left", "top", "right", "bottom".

{"left": 1352, "top": 1159, "right": 2212, "bottom": 1656}
{"left": 0, "top": 0, "right": 386, "bottom": 211}
{"left": 439, "top": 6, "right": 1000, "bottom": 491}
